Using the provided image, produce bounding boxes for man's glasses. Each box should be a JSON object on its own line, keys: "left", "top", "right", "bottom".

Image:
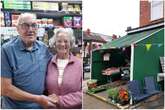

{"left": 19, "top": 23, "right": 38, "bottom": 30}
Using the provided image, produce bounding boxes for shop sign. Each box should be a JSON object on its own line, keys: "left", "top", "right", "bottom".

{"left": 73, "top": 16, "right": 82, "bottom": 28}
{"left": 1, "top": 27, "right": 19, "bottom": 36}
{"left": 3, "top": 0, "right": 31, "bottom": 10}
{"left": 32, "top": 2, "right": 59, "bottom": 11}
{"left": 103, "top": 53, "right": 110, "bottom": 61}
{"left": 4, "top": 12, "right": 11, "bottom": 26}
{"left": 63, "top": 16, "right": 72, "bottom": 28}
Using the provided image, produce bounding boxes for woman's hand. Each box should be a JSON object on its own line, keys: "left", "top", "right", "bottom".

{"left": 48, "top": 94, "right": 59, "bottom": 104}
{"left": 34, "top": 95, "right": 56, "bottom": 108}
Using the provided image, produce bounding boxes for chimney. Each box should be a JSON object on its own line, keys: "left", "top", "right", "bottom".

{"left": 140, "top": 0, "right": 151, "bottom": 27}
{"left": 126, "top": 26, "right": 132, "bottom": 31}
{"left": 112, "top": 34, "right": 117, "bottom": 40}
{"left": 86, "top": 28, "right": 91, "bottom": 36}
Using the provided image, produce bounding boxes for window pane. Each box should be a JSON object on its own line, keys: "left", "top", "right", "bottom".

{"left": 151, "top": 1, "right": 163, "bottom": 21}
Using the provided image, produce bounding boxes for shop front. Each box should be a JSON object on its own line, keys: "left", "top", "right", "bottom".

{"left": 86, "top": 22, "right": 164, "bottom": 108}
{"left": 91, "top": 23, "right": 164, "bottom": 86}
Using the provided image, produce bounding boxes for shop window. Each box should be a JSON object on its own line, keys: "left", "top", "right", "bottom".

{"left": 150, "top": 1, "right": 164, "bottom": 21}
{"left": 103, "top": 53, "right": 110, "bottom": 61}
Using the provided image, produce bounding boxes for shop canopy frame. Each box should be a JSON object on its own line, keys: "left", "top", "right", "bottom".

{"left": 101, "top": 27, "right": 163, "bottom": 49}
{"left": 91, "top": 23, "right": 164, "bottom": 86}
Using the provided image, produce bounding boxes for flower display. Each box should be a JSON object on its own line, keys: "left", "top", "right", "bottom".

{"left": 106, "top": 87, "right": 130, "bottom": 105}
{"left": 117, "top": 88, "right": 130, "bottom": 105}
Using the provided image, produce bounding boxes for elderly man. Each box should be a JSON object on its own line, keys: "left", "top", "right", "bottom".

{"left": 1, "top": 13, "right": 54, "bottom": 109}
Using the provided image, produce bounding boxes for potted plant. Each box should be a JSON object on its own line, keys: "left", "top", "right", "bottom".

{"left": 87, "top": 79, "right": 97, "bottom": 90}
{"left": 117, "top": 88, "right": 130, "bottom": 105}
{"left": 107, "top": 88, "right": 119, "bottom": 103}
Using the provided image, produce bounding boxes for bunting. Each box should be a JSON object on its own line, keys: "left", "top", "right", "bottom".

{"left": 145, "top": 44, "right": 152, "bottom": 51}
{"left": 133, "top": 43, "right": 163, "bottom": 51}
{"left": 158, "top": 44, "right": 163, "bottom": 47}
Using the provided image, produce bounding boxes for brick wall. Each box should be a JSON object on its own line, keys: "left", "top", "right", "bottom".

{"left": 140, "top": 0, "right": 150, "bottom": 27}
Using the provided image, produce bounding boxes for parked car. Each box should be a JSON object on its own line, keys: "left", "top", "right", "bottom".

{"left": 84, "top": 63, "right": 90, "bottom": 72}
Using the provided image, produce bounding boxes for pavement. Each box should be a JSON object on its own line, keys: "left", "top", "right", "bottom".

{"left": 83, "top": 93, "right": 118, "bottom": 109}
{"left": 83, "top": 72, "right": 164, "bottom": 109}
{"left": 83, "top": 72, "right": 119, "bottom": 109}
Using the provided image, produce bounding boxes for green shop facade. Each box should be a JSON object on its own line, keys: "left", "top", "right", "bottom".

{"left": 91, "top": 22, "right": 164, "bottom": 87}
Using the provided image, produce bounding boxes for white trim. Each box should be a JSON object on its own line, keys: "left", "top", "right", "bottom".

{"left": 130, "top": 44, "right": 134, "bottom": 105}
{"left": 134, "top": 28, "right": 163, "bottom": 44}
{"left": 90, "top": 49, "right": 94, "bottom": 80}
{"left": 127, "top": 22, "right": 164, "bottom": 34}
{"left": 130, "top": 44, "right": 134, "bottom": 81}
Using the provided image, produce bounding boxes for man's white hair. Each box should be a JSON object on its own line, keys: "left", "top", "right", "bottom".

{"left": 49, "top": 28, "right": 75, "bottom": 48}
{"left": 17, "top": 13, "right": 36, "bottom": 25}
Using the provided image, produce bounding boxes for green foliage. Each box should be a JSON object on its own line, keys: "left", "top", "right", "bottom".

{"left": 107, "top": 88, "right": 119, "bottom": 100}
{"left": 88, "top": 87, "right": 105, "bottom": 94}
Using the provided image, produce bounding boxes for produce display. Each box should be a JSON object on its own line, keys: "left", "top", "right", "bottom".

{"left": 102, "top": 67, "right": 120, "bottom": 75}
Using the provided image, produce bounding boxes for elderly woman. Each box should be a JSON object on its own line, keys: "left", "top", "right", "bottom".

{"left": 46, "top": 28, "right": 82, "bottom": 109}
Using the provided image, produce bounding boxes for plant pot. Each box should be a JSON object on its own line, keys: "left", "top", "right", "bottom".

{"left": 118, "top": 100, "right": 129, "bottom": 106}
{"left": 108, "top": 96, "right": 118, "bottom": 104}
{"left": 87, "top": 79, "right": 97, "bottom": 90}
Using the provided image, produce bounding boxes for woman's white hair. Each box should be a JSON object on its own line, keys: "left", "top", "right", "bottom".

{"left": 49, "top": 28, "right": 75, "bottom": 48}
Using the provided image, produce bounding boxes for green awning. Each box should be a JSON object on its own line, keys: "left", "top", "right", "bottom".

{"left": 101, "top": 27, "right": 163, "bottom": 49}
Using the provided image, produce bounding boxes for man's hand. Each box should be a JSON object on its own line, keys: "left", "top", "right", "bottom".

{"left": 48, "top": 94, "right": 59, "bottom": 104}
{"left": 35, "top": 95, "right": 56, "bottom": 108}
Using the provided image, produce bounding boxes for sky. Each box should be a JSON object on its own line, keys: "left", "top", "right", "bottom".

{"left": 83, "top": 0, "right": 140, "bottom": 36}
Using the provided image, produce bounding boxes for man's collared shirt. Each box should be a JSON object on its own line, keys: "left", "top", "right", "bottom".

{"left": 1, "top": 37, "right": 52, "bottom": 109}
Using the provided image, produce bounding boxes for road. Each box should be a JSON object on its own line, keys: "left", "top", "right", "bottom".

{"left": 83, "top": 93, "right": 118, "bottom": 109}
